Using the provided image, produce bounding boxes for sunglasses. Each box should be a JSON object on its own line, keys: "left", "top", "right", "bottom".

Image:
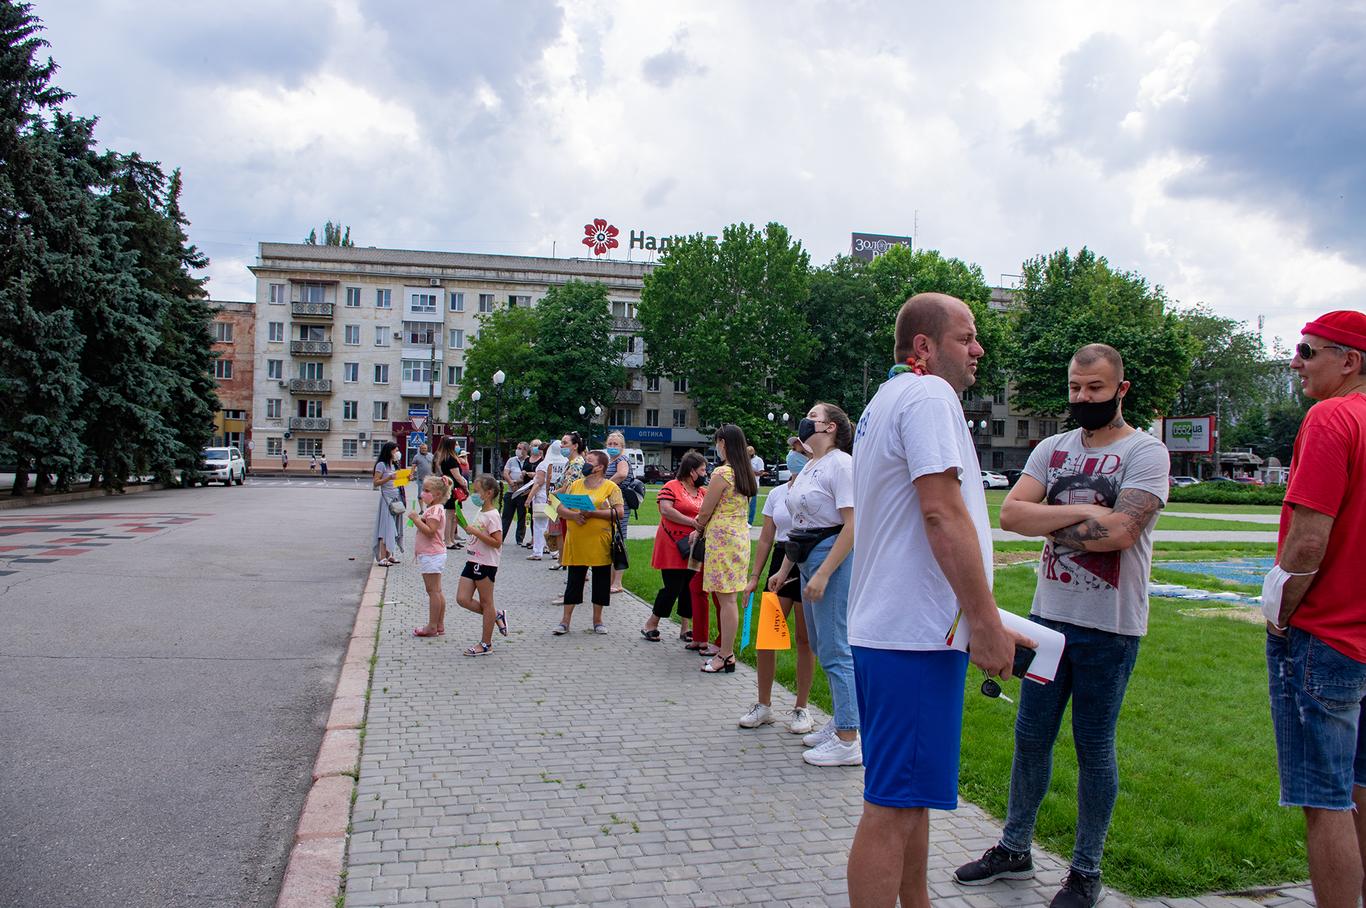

{"left": 1296, "top": 342, "right": 1351, "bottom": 360}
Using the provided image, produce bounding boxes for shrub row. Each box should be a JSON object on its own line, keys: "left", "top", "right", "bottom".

{"left": 1168, "top": 484, "right": 1286, "bottom": 506}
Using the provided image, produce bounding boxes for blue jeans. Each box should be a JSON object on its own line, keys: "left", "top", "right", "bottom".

{"left": 1267, "top": 628, "right": 1366, "bottom": 809}
{"left": 1001, "top": 616, "right": 1141, "bottom": 876}
{"left": 748, "top": 494, "right": 757, "bottom": 527}
{"left": 800, "top": 535, "right": 859, "bottom": 732}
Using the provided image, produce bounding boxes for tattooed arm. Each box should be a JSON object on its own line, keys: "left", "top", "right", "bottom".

{"left": 1049, "top": 488, "right": 1164, "bottom": 552}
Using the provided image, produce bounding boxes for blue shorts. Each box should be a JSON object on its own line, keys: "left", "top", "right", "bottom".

{"left": 1267, "top": 629, "right": 1366, "bottom": 810}
{"left": 853, "top": 646, "right": 969, "bottom": 809}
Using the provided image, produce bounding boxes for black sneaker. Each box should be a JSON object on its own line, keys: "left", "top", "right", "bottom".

{"left": 1049, "top": 869, "right": 1102, "bottom": 908}
{"left": 953, "top": 844, "right": 1035, "bottom": 886}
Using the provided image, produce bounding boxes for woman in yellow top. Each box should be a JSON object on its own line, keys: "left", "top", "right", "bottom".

{"left": 693, "top": 423, "right": 757, "bottom": 674}
{"left": 552, "top": 449, "right": 624, "bottom": 636}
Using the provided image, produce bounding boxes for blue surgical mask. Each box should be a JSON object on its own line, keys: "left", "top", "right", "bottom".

{"left": 786, "top": 451, "right": 808, "bottom": 476}
{"left": 471, "top": 493, "right": 484, "bottom": 508}
{"left": 606, "top": 447, "right": 621, "bottom": 457}
{"left": 560, "top": 446, "right": 571, "bottom": 457}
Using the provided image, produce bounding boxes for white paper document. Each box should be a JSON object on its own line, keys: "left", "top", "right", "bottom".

{"left": 945, "top": 609, "right": 1066, "bottom": 684}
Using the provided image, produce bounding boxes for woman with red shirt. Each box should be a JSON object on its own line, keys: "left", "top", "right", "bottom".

{"left": 640, "top": 452, "right": 708, "bottom": 642}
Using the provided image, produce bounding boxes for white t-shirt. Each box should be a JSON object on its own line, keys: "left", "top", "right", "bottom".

{"left": 761, "top": 482, "right": 796, "bottom": 542}
{"left": 848, "top": 372, "right": 993, "bottom": 651}
{"left": 532, "top": 459, "right": 553, "bottom": 505}
{"left": 787, "top": 449, "right": 854, "bottom": 529}
{"left": 750, "top": 455, "right": 766, "bottom": 476}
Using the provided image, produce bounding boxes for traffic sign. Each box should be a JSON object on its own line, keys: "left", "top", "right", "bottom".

{"left": 408, "top": 432, "right": 427, "bottom": 445}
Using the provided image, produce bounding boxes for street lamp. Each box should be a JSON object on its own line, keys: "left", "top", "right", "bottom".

{"left": 492, "top": 370, "right": 506, "bottom": 481}
{"left": 471, "top": 390, "right": 481, "bottom": 474}
{"left": 593, "top": 405, "right": 601, "bottom": 446}
{"left": 579, "top": 404, "right": 588, "bottom": 440}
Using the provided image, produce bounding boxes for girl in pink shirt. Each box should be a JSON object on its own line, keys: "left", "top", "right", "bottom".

{"left": 411, "top": 476, "right": 452, "bottom": 638}
{"left": 456, "top": 475, "right": 507, "bottom": 655}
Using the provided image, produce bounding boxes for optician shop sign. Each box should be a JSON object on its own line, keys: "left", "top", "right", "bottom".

{"left": 1162, "top": 416, "right": 1215, "bottom": 454}
{"left": 851, "top": 232, "right": 913, "bottom": 262}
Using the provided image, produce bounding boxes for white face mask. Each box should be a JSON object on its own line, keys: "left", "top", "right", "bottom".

{"left": 1261, "top": 563, "right": 1316, "bottom": 628}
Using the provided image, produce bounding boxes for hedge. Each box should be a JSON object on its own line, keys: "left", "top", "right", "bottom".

{"left": 1168, "top": 484, "right": 1285, "bottom": 506}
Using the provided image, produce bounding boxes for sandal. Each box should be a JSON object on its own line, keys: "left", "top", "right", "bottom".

{"left": 701, "top": 654, "right": 737, "bottom": 674}
{"left": 463, "top": 642, "right": 493, "bottom": 657}
{"left": 609, "top": 586, "right": 625, "bottom": 594}
{"left": 552, "top": 623, "right": 569, "bottom": 636}
{"left": 413, "top": 625, "right": 440, "bottom": 638}
{"left": 640, "top": 628, "right": 661, "bottom": 642}
{"left": 680, "top": 630, "right": 693, "bottom": 643}
{"left": 684, "top": 641, "right": 703, "bottom": 651}
{"left": 593, "top": 624, "right": 608, "bottom": 635}
{"left": 495, "top": 610, "right": 508, "bottom": 637}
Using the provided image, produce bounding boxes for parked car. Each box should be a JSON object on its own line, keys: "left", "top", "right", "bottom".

{"left": 642, "top": 463, "right": 671, "bottom": 484}
{"left": 775, "top": 464, "right": 792, "bottom": 484}
{"left": 1201, "top": 476, "right": 1236, "bottom": 484}
{"left": 1234, "top": 475, "right": 1265, "bottom": 486}
{"left": 1002, "top": 469, "right": 1024, "bottom": 487}
{"left": 200, "top": 447, "right": 246, "bottom": 486}
{"left": 1170, "top": 475, "right": 1200, "bottom": 487}
{"left": 982, "top": 471, "right": 1010, "bottom": 489}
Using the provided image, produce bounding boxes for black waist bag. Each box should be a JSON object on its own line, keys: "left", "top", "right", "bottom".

{"left": 784, "top": 525, "right": 842, "bottom": 565}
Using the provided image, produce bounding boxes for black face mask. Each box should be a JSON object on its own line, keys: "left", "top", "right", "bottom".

{"left": 1069, "top": 393, "right": 1122, "bottom": 431}
{"left": 797, "top": 418, "right": 819, "bottom": 443}
{"left": 695, "top": 472, "right": 709, "bottom": 487}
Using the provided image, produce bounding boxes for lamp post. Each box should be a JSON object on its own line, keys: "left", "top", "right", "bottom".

{"left": 492, "top": 370, "right": 506, "bottom": 481}
{"left": 593, "top": 405, "right": 601, "bottom": 446}
{"left": 579, "top": 405, "right": 589, "bottom": 440}
{"left": 471, "top": 390, "right": 481, "bottom": 475}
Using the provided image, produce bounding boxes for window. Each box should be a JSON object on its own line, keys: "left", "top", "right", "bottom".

{"left": 266, "top": 398, "right": 282, "bottom": 418}
{"left": 373, "top": 400, "right": 389, "bottom": 421}
{"left": 1016, "top": 419, "right": 1030, "bottom": 438}
{"left": 612, "top": 300, "right": 626, "bottom": 317}
{"left": 993, "top": 389, "right": 1007, "bottom": 405}
{"left": 297, "top": 282, "right": 326, "bottom": 303}
{"left": 298, "top": 324, "right": 325, "bottom": 341}
{"left": 447, "top": 365, "right": 464, "bottom": 385}
{"left": 404, "top": 321, "right": 436, "bottom": 345}
{"left": 297, "top": 399, "right": 324, "bottom": 418}
{"left": 342, "top": 325, "right": 359, "bottom": 345}
{"left": 673, "top": 377, "right": 688, "bottom": 393}
{"left": 222, "top": 409, "right": 245, "bottom": 420}
{"left": 296, "top": 438, "right": 323, "bottom": 457}
{"left": 449, "top": 291, "right": 465, "bottom": 312}
{"left": 508, "top": 294, "right": 530, "bottom": 308}
{"left": 299, "top": 361, "right": 323, "bottom": 380}
{"left": 343, "top": 362, "right": 359, "bottom": 383}
{"left": 626, "top": 336, "right": 637, "bottom": 353}
{"left": 1039, "top": 419, "right": 1059, "bottom": 436}
{"left": 991, "top": 419, "right": 1005, "bottom": 438}
{"left": 268, "top": 283, "right": 285, "bottom": 304}
{"left": 612, "top": 408, "right": 633, "bottom": 426}
{"left": 267, "top": 359, "right": 282, "bottom": 380}
{"left": 373, "top": 364, "right": 389, "bottom": 384}
{"left": 410, "top": 292, "right": 437, "bottom": 314}
{"left": 992, "top": 451, "right": 1005, "bottom": 470}
{"left": 478, "top": 293, "right": 495, "bottom": 313}
{"left": 269, "top": 322, "right": 285, "bottom": 342}
{"left": 672, "top": 408, "right": 688, "bottom": 428}
{"left": 343, "top": 400, "right": 358, "bottom": 420}
{"left": 646, "top": 376, "right": 660, "bottom": 392}
{"left": 646, "top": 409, "right": 659, "bottom": 427}
{"left": 213, "top": 359, "right": 233, "bottom": 379}
{"left": 266, "top": 437, "right": 282, "bottom": 455}
{"left": 402, "top": 359, "right": 436, "bottom": 383}
{"left": 448, "top": 328, "right": 464, "bottom": 349}
{"left": 375, "top": 325, "right": 390, "bottom": 347}
{"left": 375, "top": 289, "right": 392, "bottom": 309}
{"left": 342, "top": 438, "right": 359, "bottom": 457}
{"left": 345, "top": 287, "right": 361, "bottom": 308}
{"left": 213, "top": 322, "right": 233, "bottom": 343}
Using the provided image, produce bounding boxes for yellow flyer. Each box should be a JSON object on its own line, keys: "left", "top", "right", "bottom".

{"left": 393, "top": 468, "right": 413, "bottom": 486}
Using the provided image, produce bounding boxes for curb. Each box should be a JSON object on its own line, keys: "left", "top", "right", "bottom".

{"left": 0, "top": 483, "right": 167, "bottom": 510}
{"left": 276, "top": 562, "right": 386, "bottom": 908}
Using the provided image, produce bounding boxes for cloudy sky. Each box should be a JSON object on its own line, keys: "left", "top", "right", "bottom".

{"left": 35, "top": 0, "right": 1366, "bottom": 349}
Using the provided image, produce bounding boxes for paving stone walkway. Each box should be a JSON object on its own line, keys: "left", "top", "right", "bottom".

{"left": 345, "top": 548, "right": 1313, "bottom": 907}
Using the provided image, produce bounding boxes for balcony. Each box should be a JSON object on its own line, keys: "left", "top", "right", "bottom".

{"left": 290, "top": 340, "right": 333, "bottom": 356}
{"left": 288, "top": 378, "right": 333, "bottom": 394}
{"left": 612, "top": 316, "right": 642, "bottom": 333}
{"left": 401, "top": 380, "right": 442, "bottom": 398}
{"left": 291, "top": 301, "right": 334, "bottom": 320}
{"left": 613, "top": 388, "right": 643, "bottom": 404}
{"left": 289, "top": 416, "right": 332, "bottom": 431}
{"left": 621, "top": 351, "right": 645, "bottom": 369}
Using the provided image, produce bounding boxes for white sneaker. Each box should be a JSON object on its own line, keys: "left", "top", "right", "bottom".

{"left": 787, "top": 707, "right": 815, "bottom": 735}
{"left": 738, "top": 703, "right": 775, "bottom": 729}
{"left": 802, "top": 718, "right": 837, "bottom": 748}
{"left": 803, "top": 735, "right": 862, "bottom": 767}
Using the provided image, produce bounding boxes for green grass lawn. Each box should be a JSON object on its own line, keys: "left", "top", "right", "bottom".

{"left": 621, "top": 539, "right": 1303, "bottom": 897}
{"left": 629, "top": 488, "right": 769, "bottom": 527}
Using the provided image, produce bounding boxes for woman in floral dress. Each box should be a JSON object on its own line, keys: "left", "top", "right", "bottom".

{"left": 693, "top": 423, "right": 757, "bottom": 674}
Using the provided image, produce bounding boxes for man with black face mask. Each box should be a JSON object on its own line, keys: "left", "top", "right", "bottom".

{"left": 955, "top": 343, "right": 1169, "bottom": 908}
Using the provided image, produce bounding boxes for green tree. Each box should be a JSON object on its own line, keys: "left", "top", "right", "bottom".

{"left": 305, "top": 220, "right": 354, "bottom": 246}
{"left": 638, "top": 222, "right": 814, "bottom": 458}
{"left": 1172, "top": 306, "right": 1271, "bottom": 421}
{"left": 1009, "top": 247, "right": 1194, "bottom": 428}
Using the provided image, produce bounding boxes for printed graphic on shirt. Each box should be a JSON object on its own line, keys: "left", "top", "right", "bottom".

{"left": 1040, "top": 448, "right": 1123, "bottom": 592}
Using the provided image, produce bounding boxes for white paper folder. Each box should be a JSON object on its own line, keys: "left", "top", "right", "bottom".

{"left": 944, "top": 609, "right": 1065, "bottom": 684}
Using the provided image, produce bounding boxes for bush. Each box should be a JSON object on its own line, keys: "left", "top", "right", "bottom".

{"left": 1168, "top": 483, "right": 1285, "bottom": 505}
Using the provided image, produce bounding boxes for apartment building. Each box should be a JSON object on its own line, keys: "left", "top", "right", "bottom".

{"left": 247, "top": 243, "right": 703, "bottom": 471}
{"left": 207, "top": 299, "right": 255, "bottom": 463}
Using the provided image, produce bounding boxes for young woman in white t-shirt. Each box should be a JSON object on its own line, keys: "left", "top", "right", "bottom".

{"left": 770, "top": 402, "right": 861, "bottom": 767}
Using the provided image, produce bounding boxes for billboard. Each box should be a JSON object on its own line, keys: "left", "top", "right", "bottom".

{"left": 851, "top": 232, "right": 912, "bottom": 261}
{"left": 1162, "top": 416, "right": 1215, "bottom": 454}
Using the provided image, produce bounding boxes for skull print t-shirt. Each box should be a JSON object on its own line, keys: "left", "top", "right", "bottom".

{"left": 1022, "top": 428, "right": 1170, "bottom": 636}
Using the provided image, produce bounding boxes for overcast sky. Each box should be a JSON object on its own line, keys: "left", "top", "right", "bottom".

{"left": 36, "top": 0, "right": 1366, "bottom": 350}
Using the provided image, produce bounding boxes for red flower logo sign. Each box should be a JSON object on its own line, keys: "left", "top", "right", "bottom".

{"left": 582, "top": 218, "right": 620, "bottom": 256}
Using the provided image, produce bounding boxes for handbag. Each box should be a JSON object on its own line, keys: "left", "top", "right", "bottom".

{"left": 387, "top": 498, "right": 405, "bottom": 516}
{"left": 610, "top": 515, "right": 629, "bottom": 571}
{"left": 783, "top": 525, "right": 842, "bottom": 565}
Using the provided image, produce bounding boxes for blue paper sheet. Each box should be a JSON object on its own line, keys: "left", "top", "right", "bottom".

{"left": 553, "top": 492, "right": 596, "bottom": 512}
{"left": 740, "top": 592, "right": 754, "bottom": 650}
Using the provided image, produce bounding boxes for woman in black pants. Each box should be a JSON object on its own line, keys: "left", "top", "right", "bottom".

{"left": 640, "top": 452, "right": 707, "bottom": 642}
{"left": 551, "top": 450, "right": 623, "bottom": 636}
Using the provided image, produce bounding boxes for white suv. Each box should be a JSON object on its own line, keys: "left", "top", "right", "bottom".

{"left": 200, "top": 447, "right": 246, "bottom": 486}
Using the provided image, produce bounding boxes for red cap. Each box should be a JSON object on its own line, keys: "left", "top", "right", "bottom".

{"left": 1303, "top": 310, "right": 1366, "bottom": 350}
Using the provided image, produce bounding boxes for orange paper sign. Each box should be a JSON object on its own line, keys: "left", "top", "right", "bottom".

{"left": 755, "top": 592, "right": 791, "bottom": 650}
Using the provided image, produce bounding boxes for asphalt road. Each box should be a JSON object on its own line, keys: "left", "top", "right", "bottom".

{"left": 0, "top": 481, "right": 373, "bottom": 907}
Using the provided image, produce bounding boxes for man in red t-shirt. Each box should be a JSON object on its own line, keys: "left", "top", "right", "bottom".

{"left": 1266, "top": 309, "right": 1366, "bottom": 908}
